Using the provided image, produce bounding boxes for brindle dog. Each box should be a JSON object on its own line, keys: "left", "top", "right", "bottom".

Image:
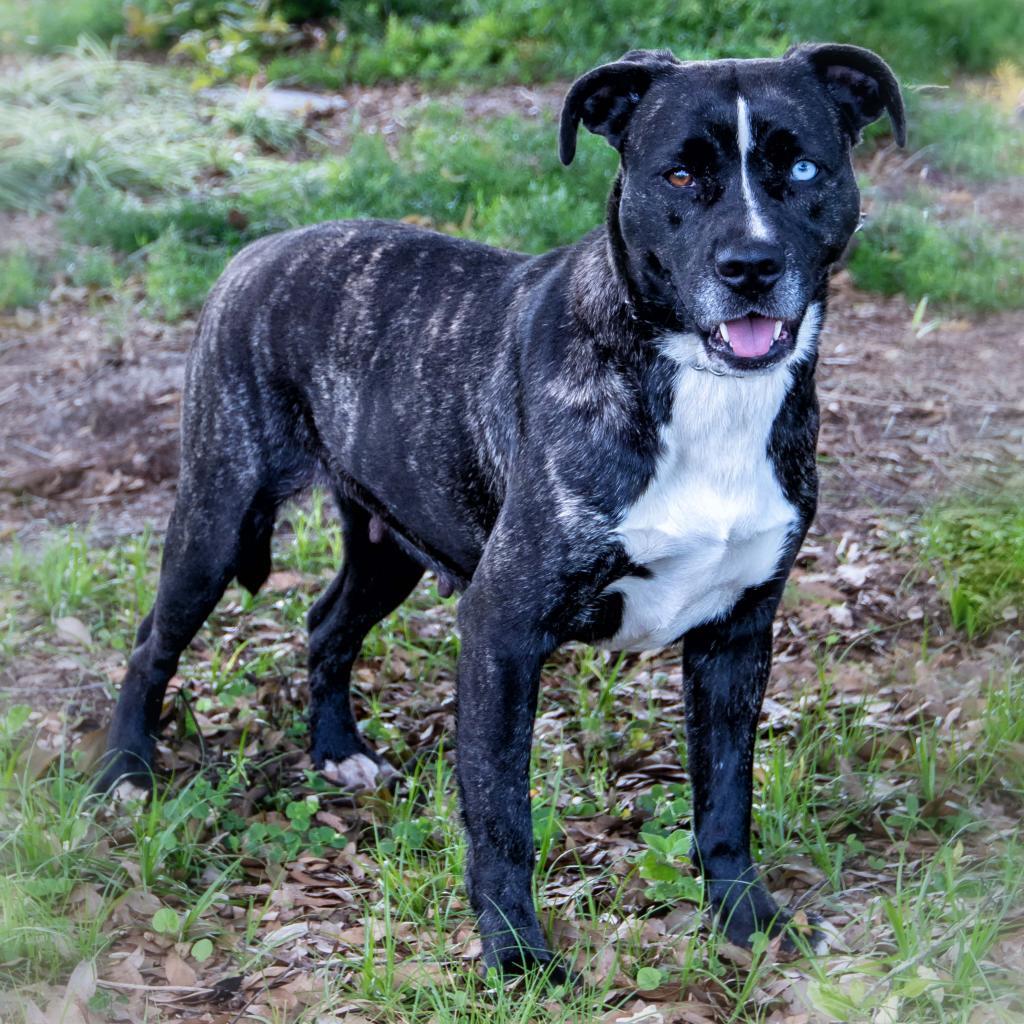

{"left": 99, "top": 43, "right": 904, "bottom": 976}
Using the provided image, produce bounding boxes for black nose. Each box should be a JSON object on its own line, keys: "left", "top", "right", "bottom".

{"left": 715, "top": 241, "right": 784, "bottom": 293}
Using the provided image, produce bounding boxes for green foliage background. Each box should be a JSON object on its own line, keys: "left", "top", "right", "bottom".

{"left": 3, "top": 0, "right": 1023, "bottom": 85}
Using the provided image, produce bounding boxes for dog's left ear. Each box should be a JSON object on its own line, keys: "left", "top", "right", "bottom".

{"left": 559, "top": 49, "right": 680, "bottom": 165}
{"left": 790, "top": 43, "right": 906, "bottom": 147}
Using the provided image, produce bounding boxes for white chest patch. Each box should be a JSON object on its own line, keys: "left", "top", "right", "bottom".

{"left": 601, "top": 338, "right": 798, "bottom": 652}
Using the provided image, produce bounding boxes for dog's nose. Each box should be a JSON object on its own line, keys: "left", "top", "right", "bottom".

{"left": 715, "top": 242, "right": 784, "bottom": 293}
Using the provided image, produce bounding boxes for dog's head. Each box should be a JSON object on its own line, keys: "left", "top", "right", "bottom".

{"left": 561, "top": 44, "right": 904, "bottom": 372}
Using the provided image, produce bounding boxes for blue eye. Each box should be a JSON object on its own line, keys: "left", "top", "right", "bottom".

{"left": 791, "top": 159, "right": 818, "bottom": 181}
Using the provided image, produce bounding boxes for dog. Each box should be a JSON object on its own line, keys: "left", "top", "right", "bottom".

{"left": 98, "top": 43, "right": 905, "bottom": 976}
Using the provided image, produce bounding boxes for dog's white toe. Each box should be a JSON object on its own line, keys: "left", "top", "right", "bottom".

{"left": 321, "top": 753, "right": 392, "bottom": 792}
{"left": 112, "top": 780, "right": 150, "bottom": 805}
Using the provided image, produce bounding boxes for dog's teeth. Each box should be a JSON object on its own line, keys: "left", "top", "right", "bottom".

{"left": 719, "top": 322, "right": 730, "bottom": 342}
{"left": 773, "top": 319, "right": 783, "bottom": 341}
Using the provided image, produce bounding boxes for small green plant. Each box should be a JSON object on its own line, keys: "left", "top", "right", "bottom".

{"left": 214, "top": 96, "right": 310, "bottom": 154}
{"left": 0, "top": 246, "right": 47, "bottom": 309}
{"left": 234, "top": 791, "right": 350, "bottom": 862}
{"left": 65, "top": 246, "right": 121, "bottom": 289}
{"left": 144, "top": 229, "right": 229, "bottom": 320}
{"left": 922, "top": 492, "right": 1024, "bottom": 638}
{"left": 634, "top": 784, "right": 703, "bottom": 905}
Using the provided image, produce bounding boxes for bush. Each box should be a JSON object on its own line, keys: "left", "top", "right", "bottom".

{"left": 123, "top": 0, "right": 1024, "bottom": 88}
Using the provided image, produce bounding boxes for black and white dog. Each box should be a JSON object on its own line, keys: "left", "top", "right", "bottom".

{"left": 99, "top": 43, "right": 904, "bottom": 974}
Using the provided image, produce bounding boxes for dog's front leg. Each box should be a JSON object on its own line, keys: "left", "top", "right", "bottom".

{"left": 455, "top": 581, "right": 563, "bottom": 979}
{"left": 683, "top": 582, "right": 797, "bottom": 947}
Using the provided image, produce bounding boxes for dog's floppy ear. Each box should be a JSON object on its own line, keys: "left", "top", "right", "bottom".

{"left": 559, "top": 49, "right": 679, "bottom": 165}
{"left": 789, "top": 43, "right": 906, "bottom": 147}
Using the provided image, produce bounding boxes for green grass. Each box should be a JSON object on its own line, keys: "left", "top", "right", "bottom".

{"left": 0, "top": 0, "right": 123, "bottom": 54}
{"left": 0, "top": 42, "right": 300, "bottom": 213}
{"left": 849, "top": 204, "right": 1024, "bottom": 313}
{"left": 0, "top": 247, "right": 47, "bottom": 309}
{"left": 59, "top": 104, "right": 615, "bottom": 252}
{"left": 2, "top": 501, "right": 1024, "bottom": 1020}
{"left": 905, "top": 90, "right": 1024, "bottom": 181}
{"left": 922, "top": 492, "right": 1024, "bottom": 639}
{"left": 55, "top": 100, "right": 615, "bottom": 316}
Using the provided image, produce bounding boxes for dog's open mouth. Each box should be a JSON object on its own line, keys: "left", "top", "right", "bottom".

{"left": 703, "top": 314, "right": 798, "bottom": 367}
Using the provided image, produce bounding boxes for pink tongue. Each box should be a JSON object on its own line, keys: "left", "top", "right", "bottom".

{"left": 726, "top": 316, "right": 775, "bottom": 358}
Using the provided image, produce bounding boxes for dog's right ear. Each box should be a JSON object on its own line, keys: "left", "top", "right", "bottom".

{"left": 559, "top": 49, "right": 679, "bottom": 166}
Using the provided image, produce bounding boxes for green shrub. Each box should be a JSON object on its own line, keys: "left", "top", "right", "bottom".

{"left": 0, "top": 0, "right": 123, "bottom": 53}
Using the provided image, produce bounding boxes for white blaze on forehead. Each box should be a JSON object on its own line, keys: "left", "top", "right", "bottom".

{"left": 736, "top": 95, "right": 771, "bottom": 241}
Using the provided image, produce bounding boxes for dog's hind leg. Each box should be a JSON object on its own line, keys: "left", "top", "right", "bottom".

{"left": 307, "top": 499, "right": 423, "bottom": 790}
{"left": 96, "top": 471, "right": 278, "bottom": 792}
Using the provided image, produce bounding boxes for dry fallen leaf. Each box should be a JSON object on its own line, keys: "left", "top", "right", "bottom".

{"left": 43, "top": 959, "right": 96, "bottom": 1024}
{"left": 164, "top": 949, "right": 197, "bottom": 988}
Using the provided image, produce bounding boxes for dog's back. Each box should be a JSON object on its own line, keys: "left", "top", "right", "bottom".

{"left": 183, "top": 219, "right": 542, "bottom": 582}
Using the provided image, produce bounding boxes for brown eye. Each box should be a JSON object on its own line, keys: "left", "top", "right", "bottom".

{"left": 666, "top": 168, "right": 694, "bottom": 188}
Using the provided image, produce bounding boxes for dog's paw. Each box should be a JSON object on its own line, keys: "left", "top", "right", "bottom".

{"left": 112, "top": 779, "right": 151, "bottom": 806}
{"left": 714, "top": 887, "right": 825, "bottom": 959}
{"left": 776, "top": 909, "right": 829, "bottom": 957}
{"left": 92, "top": 748, "right": 154, "bottom": 796}
{"left": 481, "top": 943, "right": 573, "bottom": 987}
{"left": 321, "top": 753, "right": 395, "bottom": 792}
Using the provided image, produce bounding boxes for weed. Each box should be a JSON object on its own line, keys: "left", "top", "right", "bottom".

{"left": 0, "top": 246, "right": 47, "bottom": 309}
{"left": 143, "top": 229, "right": 229, "bottom": 321}
{"left": 213, "top": 95, "right": 311, "bottom": 154}
{"left": 921, "top": 491, "right": 1024, "bottom": 638}
{"left": 64, "top": 246, "right": 122, "bottom": 290}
